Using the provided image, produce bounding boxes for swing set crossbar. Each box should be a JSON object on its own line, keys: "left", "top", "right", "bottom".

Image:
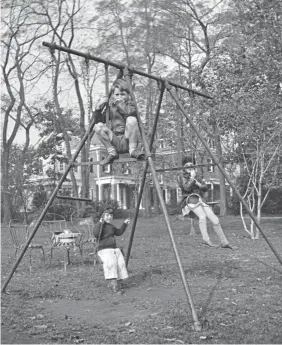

{"left": 153, "top": 163, "right": 216, "bottom": 172}
{"left": 73, "top": 158, "right": 138, "bottom": 166}
{"left": 56, "top": 195, "right": 92, "bottom": 202}
{"left": 42, "top": 41, "right": 212, "bottom": 100}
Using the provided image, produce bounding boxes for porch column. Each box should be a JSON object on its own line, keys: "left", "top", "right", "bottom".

{"left": 111, "top": 181, "right": 115, "bottom": 200}
{"left": 210, "top": 182, "right": 214, "bottom": 201}
{"left": 123, "top": 187, "right": 127, "bottom": 209}
{"left": 98, "top": 184, "right": 103, "bottom": 201}
{"left": 164, "top": 188, "right": 168, "bottom": 204}
{"left": 116, "top": 183, "right": 121, "bottom": 206}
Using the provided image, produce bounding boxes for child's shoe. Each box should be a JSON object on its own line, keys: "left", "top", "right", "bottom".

{"left": 130, "top": 149, "right": 145, "bottom": 160}
{"left": 221, "top": 243, "right": 236, "bottom": 250}
{"left": 100, "top": 154, "right": 119, "bottom": 166}
{"left": 107, "top": 282, "right": 123, "bottom": 294}
{"left": 202, "top": 240, "right": 218, "bottom": 248}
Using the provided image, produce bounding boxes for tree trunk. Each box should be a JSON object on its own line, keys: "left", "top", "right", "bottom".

{"left": 153, "top": 187, "right": 159, "bottom": 216}
{"left": 214, "top": 133, "right": 227, "bottom": 216}
{"left": 2, "top": 149, "right": 13, "bottom": 224}
{"left": 143, "top": 184, "right": 151, "bottom": 218}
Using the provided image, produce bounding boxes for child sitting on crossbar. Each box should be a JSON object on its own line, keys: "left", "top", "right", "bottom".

{"left": 93, "top": 78, "right": 145, "bottom": 166}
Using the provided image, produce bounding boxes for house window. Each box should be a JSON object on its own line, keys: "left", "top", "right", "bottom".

{"left": 38, "top": 159, "right": 43, "bottom": 174}
{"left": 122, "top": 163, "right": 131, "bottom": 175}
{"left": 208, "top": 138, "right": 216, "bottom": 149}
{"left": 73, "top": 163, "right": 78, "bottom": 172}
{"left": 207, "top": 158, "right": 215, "bottom": 172}
{"left": 89, "top": 158, "right": 93, "bottom": 173}
{"left": 56, "top": 143, "right": 63, "bottom": 154}
{"left": 102, "top": 156, "right": 111, "bottom": 173}
{"left": 176, "top": 188, "right": 182, "bottom": 202}
{"left": 60, "top": 188, "right": 71, "bottom": 196}
{"left": 59, "top": 161, "right": 64, "bottom": 171}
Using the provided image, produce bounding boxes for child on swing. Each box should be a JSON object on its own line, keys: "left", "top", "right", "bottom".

{"left": 93, "top": 207, "right": 130, "bottom": 294}
{"left": 178, "top": 156, "right": 233, "bottom": 249}
{"left": 93, "top": 78, "right": 145, "bottom": 166}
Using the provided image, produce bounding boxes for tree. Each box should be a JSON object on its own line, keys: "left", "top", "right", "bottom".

{"left": 1, "top": 0, "right": 49, "bottom": 223}
{"left": 203, "top": 0, "right": 282, "bottom": 235}
{"left": 28, "top": 0, "right": 101, "bottom": 208}
{"left": 1, "top": 143, "right": 42, "bottom": 222}
{"left": 154, "top": 0, "right": 234, "bottom": 215}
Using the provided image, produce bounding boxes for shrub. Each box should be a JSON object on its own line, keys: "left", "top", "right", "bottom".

{"left": 166, "top": 202, "right": 182, "bottom": 215}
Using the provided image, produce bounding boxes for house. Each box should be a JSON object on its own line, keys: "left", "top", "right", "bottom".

{"left": 28, "top": 133, "right": 234, "bottom": 211}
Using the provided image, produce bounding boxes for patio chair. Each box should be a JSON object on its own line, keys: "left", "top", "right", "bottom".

{"left": 8, "top": 219, "right": 45, "bottom": 272}
{"left": 70, "top": 211, "right": 100, "bottom": 265}
{"left": 41, "top": 213, "right": 83, "bottom": 271}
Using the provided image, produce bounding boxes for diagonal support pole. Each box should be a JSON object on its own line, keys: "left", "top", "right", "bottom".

{"left": 124, "top": 68, "right": 202, "bottom": 331}
{"left": 165, "top": 81, "right": 282, "bottom": 266}
{"left": 1, "top": 117, "right": 98, "bottom": 293}
{"left": 126, "top": 82, "right": 165, "bottom": 267}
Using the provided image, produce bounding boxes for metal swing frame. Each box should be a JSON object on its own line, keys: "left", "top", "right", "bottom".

{"left": 2, "top": 42, "right": 282, "bottom": 333}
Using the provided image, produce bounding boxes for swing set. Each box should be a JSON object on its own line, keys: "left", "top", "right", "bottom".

{"left": 2, "top": 41, "right": 282, "bottom": 332}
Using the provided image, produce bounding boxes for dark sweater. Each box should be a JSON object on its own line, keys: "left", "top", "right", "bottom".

{"left": 178, "top": 171, "right": 208, "bottom": 199}
{"left": 93, "top": 221, "right": 128, "bottom": 251}
{"left": 93, "top": 100, "right": 137, "bottom": 135}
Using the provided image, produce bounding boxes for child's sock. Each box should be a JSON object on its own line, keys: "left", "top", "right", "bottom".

{"left": 107, "top": 146, "right": 117, "bottom": 156}
{"left": 129, "top": 142, "right": 137, "bottom": 155}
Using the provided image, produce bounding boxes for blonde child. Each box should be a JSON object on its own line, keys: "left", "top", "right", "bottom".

{"left": 93, "top": 207, "right": 130, "bottom": 293}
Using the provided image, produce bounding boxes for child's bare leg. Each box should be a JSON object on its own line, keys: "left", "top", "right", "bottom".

{"left": 125, "top": 116, "right": 145, "bottom": 160}
{"left": 94, "top": 123, "right": 118, "bottom": 165}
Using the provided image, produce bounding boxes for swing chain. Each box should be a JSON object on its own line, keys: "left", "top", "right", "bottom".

{"left": 85, "top": 58, "right": 91, "bottom": 124}
{"left": 48, "top": 47, "right": 59, "bottom": 188}
{"left": 94, "top": 161, "right": 116, "bottom": 262}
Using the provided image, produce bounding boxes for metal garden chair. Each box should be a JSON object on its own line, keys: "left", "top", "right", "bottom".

{"left": 8, "top": 219, "right": 45, "bottom": 272}
{"left": 70, "top": 211, "right": 99, "bottom": 265}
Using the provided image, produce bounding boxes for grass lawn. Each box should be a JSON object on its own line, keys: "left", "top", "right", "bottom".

{"left": 1, "top": 215, "right": 282, "bottom": 344}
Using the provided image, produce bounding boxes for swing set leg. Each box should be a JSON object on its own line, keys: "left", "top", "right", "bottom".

{"left": 123, "top": 69, "right": 202, "bottom": 332}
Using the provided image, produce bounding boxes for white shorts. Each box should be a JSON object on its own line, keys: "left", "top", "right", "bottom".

{"left": 98, "top": 248, "right": 128, "bottom": 280}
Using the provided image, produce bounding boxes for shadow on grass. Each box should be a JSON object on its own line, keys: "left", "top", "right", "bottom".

{"left": 253, "top": 257, "right": 282, "bottom": 274}
{"left": 198, "top": 267, "right": 224, "bottom": 322}
{"left": 125, "top": 266, "right": 163, "bottom": 288}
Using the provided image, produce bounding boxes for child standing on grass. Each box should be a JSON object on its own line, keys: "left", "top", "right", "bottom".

{"left": 93, "top": 207, "right": 130, "bottom": 294}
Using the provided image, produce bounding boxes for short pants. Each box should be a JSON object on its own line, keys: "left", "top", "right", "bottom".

{"left": 111, "top": 133, "right": 129, "bottom": 154}
{"left": 98, "top": 248, "right": 129, "bottom": 280}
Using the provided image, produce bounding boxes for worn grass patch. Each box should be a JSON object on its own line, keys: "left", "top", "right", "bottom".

{"left": 1, "top": 216, "right": 282, "bottom": 344}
